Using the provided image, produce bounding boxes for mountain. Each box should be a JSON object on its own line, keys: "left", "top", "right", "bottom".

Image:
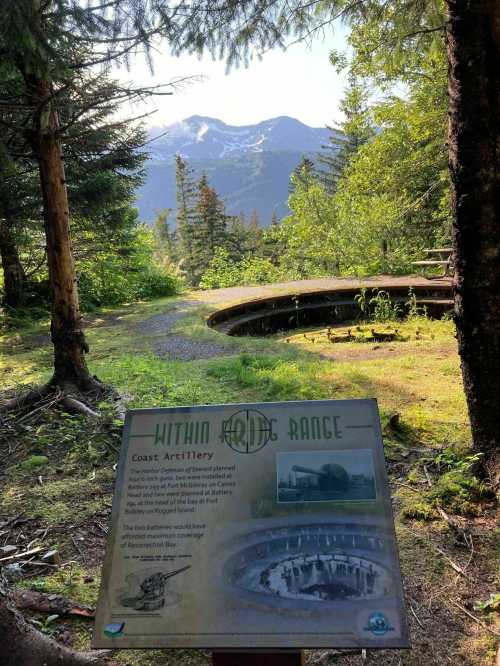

{"left": 134, "top": 116, "right": 334, "bottom": 225}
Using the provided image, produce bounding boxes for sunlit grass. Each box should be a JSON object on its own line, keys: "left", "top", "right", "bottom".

{"left": 3, "top": 293, "right": 498, "bottom": 666}
{"left": 2, "top": 299, "right": 469, "bottom": 451}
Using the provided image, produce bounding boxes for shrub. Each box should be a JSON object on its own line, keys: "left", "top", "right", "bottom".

{"left": 199, "top": 248, "right": 242, "bottom": 289}
{"left": 402, "top": 502, "right": 436, "bottom": 521}
{"left": 20, "top": 455, "right": 49, "bottom": 471}
{"left": 134, "top": 269, "right": 179, "bottom": 300}
{"left": 199, "top": 248, "right": 281, "bottom": 289}
{"left": 369, "top": 289, "right": 401, "bottom": 322}
{"left": 76, "top": 226, "right": 180, "bottom": 309}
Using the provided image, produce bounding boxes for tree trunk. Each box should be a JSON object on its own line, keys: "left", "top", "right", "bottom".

{"left": 0, "top": 216, "right": 27, "bottom": 309}
{"left": 24, "top": 73, "right": 99, "bottom": 392}
{"left": 445, "top": 0, "right": 500, "bottom": 482}
{"left": 0, "top": 587, "right": 108, "bottom": 666}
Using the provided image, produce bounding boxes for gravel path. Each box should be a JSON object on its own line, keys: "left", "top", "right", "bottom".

{"left": 137, "top": 301, "right": 200, "bottom": 335}
{"left": 138, "top": 300, "right": 236, "bottom": 361}
{"left": 151, "top": 335, "right": 235, "bottom": 361}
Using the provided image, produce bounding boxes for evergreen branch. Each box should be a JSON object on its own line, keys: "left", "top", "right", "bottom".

{"left": 400, "top": 24, "right": 446, "bottom": 40}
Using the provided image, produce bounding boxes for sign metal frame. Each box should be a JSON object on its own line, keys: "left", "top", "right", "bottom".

{"left": 93, "top": 399, "right": 409, "bottom": 651}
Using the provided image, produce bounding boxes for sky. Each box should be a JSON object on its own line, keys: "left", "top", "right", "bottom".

{"left": 114, "top": 26, "right": 349, "bottom": 130}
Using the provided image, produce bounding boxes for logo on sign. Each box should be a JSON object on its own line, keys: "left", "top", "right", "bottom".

{"left": 222, "top": 409, "right": 272, "bottom": 454}
{"left": 364, "top": 612, "right": 394, "bottom": 636}
{"left": 104, "top": 622, "right": 125, "bottom": 638}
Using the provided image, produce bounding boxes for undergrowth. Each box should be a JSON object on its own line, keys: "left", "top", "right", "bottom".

{"left": 1, "top": 293, "right": 498, "bottom": 666}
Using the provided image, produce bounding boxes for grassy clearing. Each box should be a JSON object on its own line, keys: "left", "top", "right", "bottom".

{"left": 1, "top": 293, "right": 498, "bottom": 665}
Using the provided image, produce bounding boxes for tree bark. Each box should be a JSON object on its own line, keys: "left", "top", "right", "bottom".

{"left": 445, "top": 0, "right": 500, "bottom": 482}
{"left": 24, "top": 72, "right": 99, "bottom": 392}
{"left": 0, "top": 587, "right": 107, "bottom": 666}
{"left": 0, "top": 215, "right": 27, "bottom": 309}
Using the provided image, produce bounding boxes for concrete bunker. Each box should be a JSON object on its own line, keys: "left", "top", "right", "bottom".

{"left": 207, "top": 280, "right": 453, "bottom": 336}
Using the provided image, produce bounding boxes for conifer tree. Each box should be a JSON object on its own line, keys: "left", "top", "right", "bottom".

{"left": 0, "top": 1, "right": 180, "bottom": 399}
{"left": 191, "top": 173, "right": 228, "bottom": 284}
{"left": 249, "top": 210, "right": 260, "bottom": 228}
{"left": 0, "top": 151, "right": 34, "bottom": 309}
{"left": 153, "top": 208, "right": 178, "bottom": 266}
{"left": 175, "top": 155, "right": 198, "bottom": 284}
{"left": 289, "top": 157, "right": 316, "bottom": 193}
{"left": 247, "top": 210, "right": 264, "bottom": 255}
{"left": 0, "top": 70, "right": 146, "bottom": 312}
{"left": 226, "top": 210, "right": 263, "bottom": 260}
{"left": 318, "top": 74, "right": 374, "bottom": 194}
{"left": 226, "top": 215, "right": 249, "bottom": 262}
{"left": 263, "top": 210, "right": 282, "bottom": 266}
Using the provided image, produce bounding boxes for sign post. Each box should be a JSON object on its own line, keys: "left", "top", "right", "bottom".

{"left": 212, "top": 650, "right": 303, "bottom": 665}
{"left": 93, "top": 399, "right": 409, "bottom": 652}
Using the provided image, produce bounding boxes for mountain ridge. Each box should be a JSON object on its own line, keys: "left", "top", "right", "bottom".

{"left": 135, "top": 115, "right": 335, "bottom": 223}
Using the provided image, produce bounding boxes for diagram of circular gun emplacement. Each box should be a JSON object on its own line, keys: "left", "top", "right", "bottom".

{"left": 224, "top": 525, "right": 392, "bottom": 608}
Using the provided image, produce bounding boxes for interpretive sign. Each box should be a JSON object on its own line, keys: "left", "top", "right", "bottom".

{"left": 93, "top": 399, "right": 409, "bottom": 649}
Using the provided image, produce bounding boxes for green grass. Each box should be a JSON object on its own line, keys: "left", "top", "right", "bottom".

{"left": 1, "top": 293, "right": 497, "bottom": 666}
{"left": 20, "top": 564, "right": 101, "bottom": 607}
{"left": 2, "top": 471, "right": 113, "bottom": 525}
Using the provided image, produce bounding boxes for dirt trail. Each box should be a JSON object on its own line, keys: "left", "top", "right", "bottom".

{"left": 136, "top": 299, "right": 237, "bottom": 360}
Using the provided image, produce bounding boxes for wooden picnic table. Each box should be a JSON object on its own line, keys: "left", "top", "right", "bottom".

{"left": 412, "top": 247, "right": 454, "bottom": 277}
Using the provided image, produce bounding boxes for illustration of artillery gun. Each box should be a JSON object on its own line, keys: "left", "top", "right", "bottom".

{"left": 120, "top": 565, "right": 191, "bottom": 611}
{"left": 292, "top": 463, "right": 350, "bottom": 493}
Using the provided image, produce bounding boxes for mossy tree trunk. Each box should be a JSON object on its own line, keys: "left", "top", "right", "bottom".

{"left": 0, "top": 586, "right": 106, "bottom": 666}
{"left": 0, "top": 214, "right": 27, "bottom": 309}
{"left": 445, "top": 0, "right": 500, "bottom": 481}
{"left": 23, "top": 72, "right": 100, "bottom": 392}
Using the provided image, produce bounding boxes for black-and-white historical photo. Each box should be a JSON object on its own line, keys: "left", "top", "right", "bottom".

{"left": 277, "top": 450, "right": 376, "bottom": 502}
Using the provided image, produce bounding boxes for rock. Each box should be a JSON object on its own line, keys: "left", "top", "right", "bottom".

{"left": 41, "top": 549, "right": 60, "bottom": 565}
{"left": 3, "top": 563, "right": 23, "bottom": 582}
{"left": 0, "top": 545, "right": 18, "bottom": 555}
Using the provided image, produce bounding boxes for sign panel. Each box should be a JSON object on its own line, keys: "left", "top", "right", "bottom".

{"left": 93, "top": 399, "right": 409, "bottom": 649}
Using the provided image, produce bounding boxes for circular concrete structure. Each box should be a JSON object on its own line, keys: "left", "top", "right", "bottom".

{"left": 206, "top": 276, "right": 453, "bottom": 336}
{"left": 221, "top": 521, "right": 394, "bottom": 613}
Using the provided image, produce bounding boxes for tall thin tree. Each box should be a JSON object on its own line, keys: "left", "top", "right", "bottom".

{"left": 0, "top": 1, "right": 178, "bottom": 396}
{"left": 317, "top": 74, "right": 374, "bottom": 193}
{"left": 175, "top": 154, "right": 198, "bottom": 285}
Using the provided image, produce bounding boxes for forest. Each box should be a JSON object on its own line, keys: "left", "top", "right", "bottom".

{"left": 0, "top": 2, "right": 451, "bottom": 309}
{"left": 159, "top": 48, "right": 450, "bottom": 290}
{"left": 0, "top": 2, "right": 498, "bottom": 666}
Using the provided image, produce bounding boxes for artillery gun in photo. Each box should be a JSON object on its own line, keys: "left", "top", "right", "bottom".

{"left": 292, "top": 463, "right": 350, "bottom": 494}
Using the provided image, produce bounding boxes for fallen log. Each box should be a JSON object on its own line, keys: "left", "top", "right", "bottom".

{"left": 12, "top": 589, "right": 95, "bottom": 619}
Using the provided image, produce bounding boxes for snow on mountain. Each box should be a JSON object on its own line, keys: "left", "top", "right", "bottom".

{"left": 136, "top": 116, "right": 336, "bottom": 224}
{"left": 147, "top": 115, "right": 331, "bottom": 161}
